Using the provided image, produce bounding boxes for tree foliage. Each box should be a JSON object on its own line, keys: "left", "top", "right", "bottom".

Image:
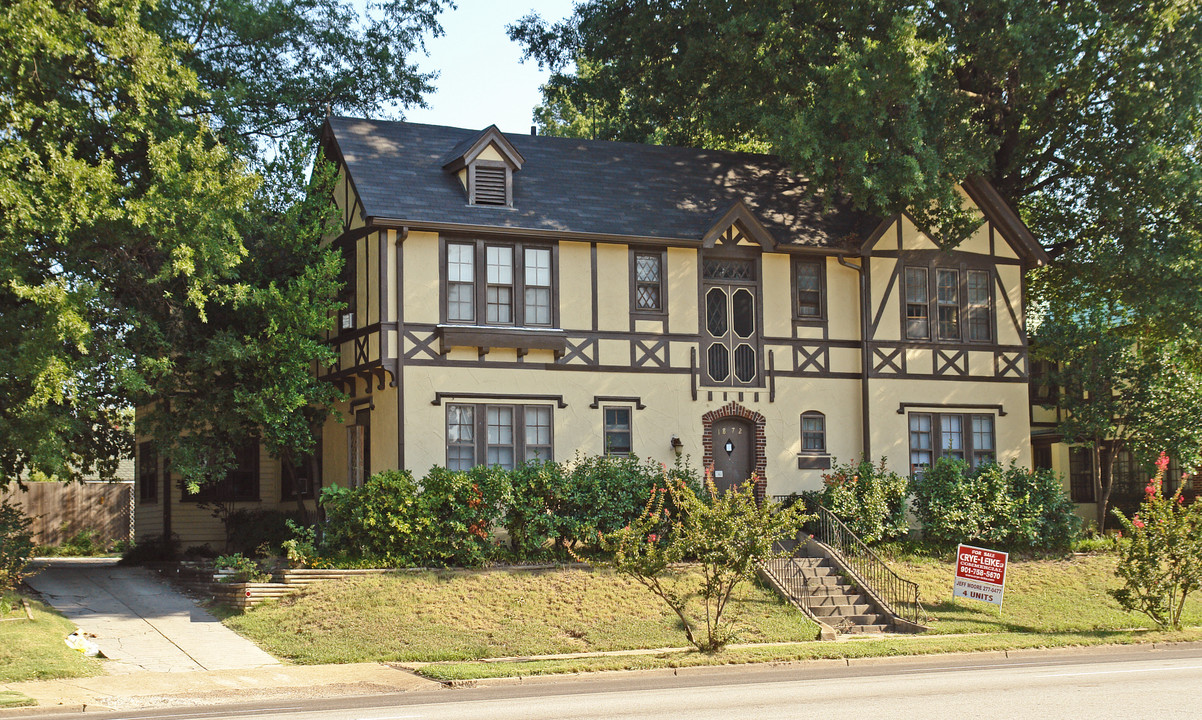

{"left": 1, "top": 0, "right": 448, "bottom": 485}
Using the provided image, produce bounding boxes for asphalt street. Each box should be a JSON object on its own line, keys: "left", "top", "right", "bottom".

{"left": 24, "top": 643, "right": 1202, "bottom": 720}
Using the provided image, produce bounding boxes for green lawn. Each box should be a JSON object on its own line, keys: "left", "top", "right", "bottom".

{"left": 222, "top": 567, "right": 820, "bottom": 664}
{"left": 220, "top": 554, "right": 1202, "bottom": 681}
{"left": 0, "top": 592, "right": 102, "bottom": 683}
{"left": 893, "top": 552, "right": 1202, "bottom": 634}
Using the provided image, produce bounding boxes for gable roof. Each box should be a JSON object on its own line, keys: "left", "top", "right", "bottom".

{"left": 322, "top": 117, "right": 881, "bottom": 250}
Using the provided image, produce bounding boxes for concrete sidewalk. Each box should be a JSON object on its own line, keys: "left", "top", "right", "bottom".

{"left": 0, "top": 663, "right": 440, "bottom": 712}
{"left": 23, "top": 558, "right": 278, "bottom": 674}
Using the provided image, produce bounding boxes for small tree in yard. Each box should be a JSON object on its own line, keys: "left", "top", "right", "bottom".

{"left": 0, "top": 498, "right": 34, "bottom": 591}
{"left": 594, "top": 472, "right": 808, "bottom": 652}
{"left": 1110, "top": 453, "right": 1202, "bottom": 631}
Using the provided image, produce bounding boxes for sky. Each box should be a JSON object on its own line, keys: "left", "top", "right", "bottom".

{"left": 402, "top": 0, "right": 580, "bottom": 133}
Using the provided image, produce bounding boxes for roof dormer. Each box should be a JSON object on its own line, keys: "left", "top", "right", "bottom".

{"left": 442, "top": 125, "right": 525, "bottom": 208}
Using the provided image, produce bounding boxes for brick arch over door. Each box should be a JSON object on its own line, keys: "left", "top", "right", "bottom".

{"left": 701, "top": 402, "right": 767, "bottom": 500}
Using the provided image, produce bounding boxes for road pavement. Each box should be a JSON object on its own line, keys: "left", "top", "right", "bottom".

{"left": 15, "top": 643, "right": 1202, "bottom": 720}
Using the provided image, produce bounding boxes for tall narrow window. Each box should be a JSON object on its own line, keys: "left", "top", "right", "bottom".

{"left": 1069, "top": 447, "right": 1095, "bottom": 502}
{"left": 603, "top": 407, "right": 632, "bottom": 456}
{"left": 447, "top": 405, "right": 475, "bottom": 470}
{"left": 524, "top": 247, "right": 552, "bottom": 325}
{"left": 936, "top": 269, "right": 960, "bottom": 340}
{"left": 794, "top": 260, "right": 823, "bottom": 318}
{"left": 905, "top": 267, "right": 929, "bottom": 339}
{"left": 486, "top": 245, "right": 514, "bottom": 323}
{"left": 940, "top": 414, "right": 964, "bottom": 460}
{"left": 486, "top": 406, "right": 515, "bottom": 469}
{"left": 971, "top": 414, "right": 995, "bottom": 466}
{"left": 524, "top": 406, "right": 553, "bottom": 461}
{"left": 138, "top": 442, "right": 158, "bottom": 503}
{"left": 909, "top": 413, "right": 933, "bottom": 472}
{"left": 633, "top": 252, "right": 663, "bottom": 311}
{"left": 966, "top": 270, "right": 991, "bottom": 341}
{"left": 447, "top": 243, "right": 475, "bottom": 322}
{"left": 801, "top": 412, "right": 826, "bottom": 452}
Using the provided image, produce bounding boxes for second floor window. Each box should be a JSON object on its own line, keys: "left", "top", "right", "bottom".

{"left": 633, "top": 251, "right": 664, "bottom": 312}
{"left": 445, "top": 240, "right": 554, "bottom": 326}
{"left": 794, "top": 259, "right": 824, "bottom": 319}
{"left": 905, "top": 264, "right": 994, "bottom": 343}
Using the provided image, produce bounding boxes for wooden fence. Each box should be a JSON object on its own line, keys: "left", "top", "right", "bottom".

{"left": 1, "top": 481, "right": 134, "bottom": 546}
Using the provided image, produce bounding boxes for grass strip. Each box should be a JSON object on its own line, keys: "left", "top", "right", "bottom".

{"left": 415, "top": 628, "right": 1202, "bottom": 681}
{"left": 0, "top": 691, "right": 37, "bottom": 708}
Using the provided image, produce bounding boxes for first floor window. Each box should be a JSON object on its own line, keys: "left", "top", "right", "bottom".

{"left": 446, "top": 404, "right": 554, "bottom": 470}
{"left": 908, "top": 412, "right": 996, "bottom": 474}
{"left": 138, "top": 442, "right": 158, "bottom": 503}
{"left": 801, "top": 412, "right": 826, "bottom": 452}
{"left": 603, "top": 407, "right": 632, "bottom": 456}
{"left": 1069, "top": 447, "right": 1096, "bottom": 503}
{"left": 190, "top": 442, "right": 260, "bottom": 500}
{"left": 282, "top": 443, "right": 320, "bottom": 500}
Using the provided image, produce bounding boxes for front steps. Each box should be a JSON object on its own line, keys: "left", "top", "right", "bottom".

{"left": 760, "top": 556, "right": 892, "bottom": 635}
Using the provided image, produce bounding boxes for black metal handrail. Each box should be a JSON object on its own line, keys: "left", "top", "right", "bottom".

{"left": 812, "top": 506, "right": 923, "bottom": 625}
{"left": 770, "top": 558, "right": 812, "bottom": 616}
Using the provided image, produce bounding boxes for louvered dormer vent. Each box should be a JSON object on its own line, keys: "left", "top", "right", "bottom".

{"left": 473, "top": 165, "right": 507, "bottom": 205}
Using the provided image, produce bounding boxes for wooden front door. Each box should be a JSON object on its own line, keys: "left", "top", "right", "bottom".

{"left": 711, "top": 417, "right": 754, "bottom": 494}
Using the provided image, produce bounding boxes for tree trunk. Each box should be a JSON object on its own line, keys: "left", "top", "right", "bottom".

{"left": 1093, "top": 440, "right": 1106, "bottom": 531}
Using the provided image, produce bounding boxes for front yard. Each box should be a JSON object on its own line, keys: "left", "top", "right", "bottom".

{"left": 219, "top": 553, "right": 1202, "bottom": 680}
{"left": 0, "top": 591, "right": 101, "bottom": 684}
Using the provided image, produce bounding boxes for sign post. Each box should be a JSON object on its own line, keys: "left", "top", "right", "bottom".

{"left": 952, "top": 544, "right": 1008, "bottom": 610}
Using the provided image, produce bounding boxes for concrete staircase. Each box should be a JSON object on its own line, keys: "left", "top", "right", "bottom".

{"left": 760, "top": 556, "right": 892, "bottom": 635}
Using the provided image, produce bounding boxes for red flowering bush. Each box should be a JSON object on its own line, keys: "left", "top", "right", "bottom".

{"left": 1111, "top": 452, "right": 1202, "bottom": 630}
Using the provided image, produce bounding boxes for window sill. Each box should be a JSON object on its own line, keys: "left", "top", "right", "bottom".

{"left": 797, "top": 454, "right": 832, "bottom": 470}
{"left": 438, "top": 325, "right": 567, "bottom": 357}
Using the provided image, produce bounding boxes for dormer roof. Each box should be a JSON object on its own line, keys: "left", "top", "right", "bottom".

{"left": 441, "top": 125, "right": 525, "bottom": 173}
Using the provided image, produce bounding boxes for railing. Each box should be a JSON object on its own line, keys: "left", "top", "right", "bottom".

{"left": 771, "top": 558, "right": 813, "bottom": 616}
{"left": 812, "top": 506, "right": 923, "bottom": 625}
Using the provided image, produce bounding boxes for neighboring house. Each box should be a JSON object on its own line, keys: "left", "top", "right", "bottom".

{"left": 1029, "top": 362, "right": 1201, "bottom": 522}
{"left": 134, "top": 118, "right": 1048, "bottom": 547}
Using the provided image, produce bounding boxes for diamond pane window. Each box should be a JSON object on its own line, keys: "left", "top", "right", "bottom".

{"left": 706, "top": 288, "right": 728, "bottom": 337}
{"left": 702, "top": 259, "right": 755, "bottom": 281}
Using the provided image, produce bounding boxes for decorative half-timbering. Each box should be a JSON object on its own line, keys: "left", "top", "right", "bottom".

{"left": 134, "top": 116, "right": 1053, "bottom": 546}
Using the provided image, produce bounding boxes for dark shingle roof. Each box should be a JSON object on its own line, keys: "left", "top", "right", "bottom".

{"left": 325, "top": 116, "right": 882, "bottom": 249}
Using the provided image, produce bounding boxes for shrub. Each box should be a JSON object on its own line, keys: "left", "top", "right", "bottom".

{"left": 418, "top": 466, "right": 507, "bottom": 566}
{"left": 596, "top": 474, "right": 809, "bottom": 652}
{"left": 223, "top": 508, "right": 304, "bottom": 557}
{"left": 0, "top": 498, "right": 34, "bottom": 591}
{"left": 319, "top": 470, "right": 429, "bottom": 564}
{"left": 804, "top": 457, "right": 908, "bottom": 544}
{"left": 36, "top": 527, "right": 113, "bottom": 557}
{"left": 560, "top": 454, "right": 703, "bottom": 550}
{"left": 118, "top": 534, "right": 181, "bottom": 565}
{"left": 213, "top": 553, "right": 271, "bottom": 583}
{"left": 910, "top": 458, "right": 1080, "bottom": 550}
{"left": 504, "top": 459, "right": 573, "bottom": 559}
{"left": 1111, "top": 453, "right": 1202, "bottom": 630}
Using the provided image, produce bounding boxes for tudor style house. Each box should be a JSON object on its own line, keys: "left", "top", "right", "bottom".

{"left": 133, "top": 117, "right": 1049, "bottom": 547}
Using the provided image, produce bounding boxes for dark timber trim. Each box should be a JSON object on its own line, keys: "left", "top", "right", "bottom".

{"left": 590, "top": 395, "right": 646, "bottom": 410}
{"left": 897, "top": 402, "right": 1007, "bottom": 417}
{"left": 432, "top": 392, "right": 567, "bottom": 409}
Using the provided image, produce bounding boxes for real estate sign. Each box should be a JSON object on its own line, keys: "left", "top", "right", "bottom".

{"left": 953, "top": 544, "right": 1008, "bottom": 607}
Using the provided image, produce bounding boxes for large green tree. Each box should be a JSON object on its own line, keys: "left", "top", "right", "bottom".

{"left": 1, "top": 0, "right": 447, "bottom": 485}
{"left": 512, "top": 2, "right": 1202, "bottom": 511}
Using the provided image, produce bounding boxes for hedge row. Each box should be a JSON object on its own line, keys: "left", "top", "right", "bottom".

{"left": 313, "top": 455, "right": 702, "bottom": 567}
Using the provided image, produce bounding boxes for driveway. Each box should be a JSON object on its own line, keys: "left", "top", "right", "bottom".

{"left": 25, "top": 558, "right": 280, "bottom": 674}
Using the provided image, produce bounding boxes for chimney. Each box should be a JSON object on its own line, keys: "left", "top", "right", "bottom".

{"left": 530, "top": 125, "right": 537, "bottom": 136}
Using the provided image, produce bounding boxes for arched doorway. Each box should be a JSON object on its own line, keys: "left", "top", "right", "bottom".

{"left": 701, "top": 402, "right": 767, "bottom": 498}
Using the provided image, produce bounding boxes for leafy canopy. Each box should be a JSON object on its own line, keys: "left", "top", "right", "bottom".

{"left": 1, "top": 0, "right": 449, "bottom": 484}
